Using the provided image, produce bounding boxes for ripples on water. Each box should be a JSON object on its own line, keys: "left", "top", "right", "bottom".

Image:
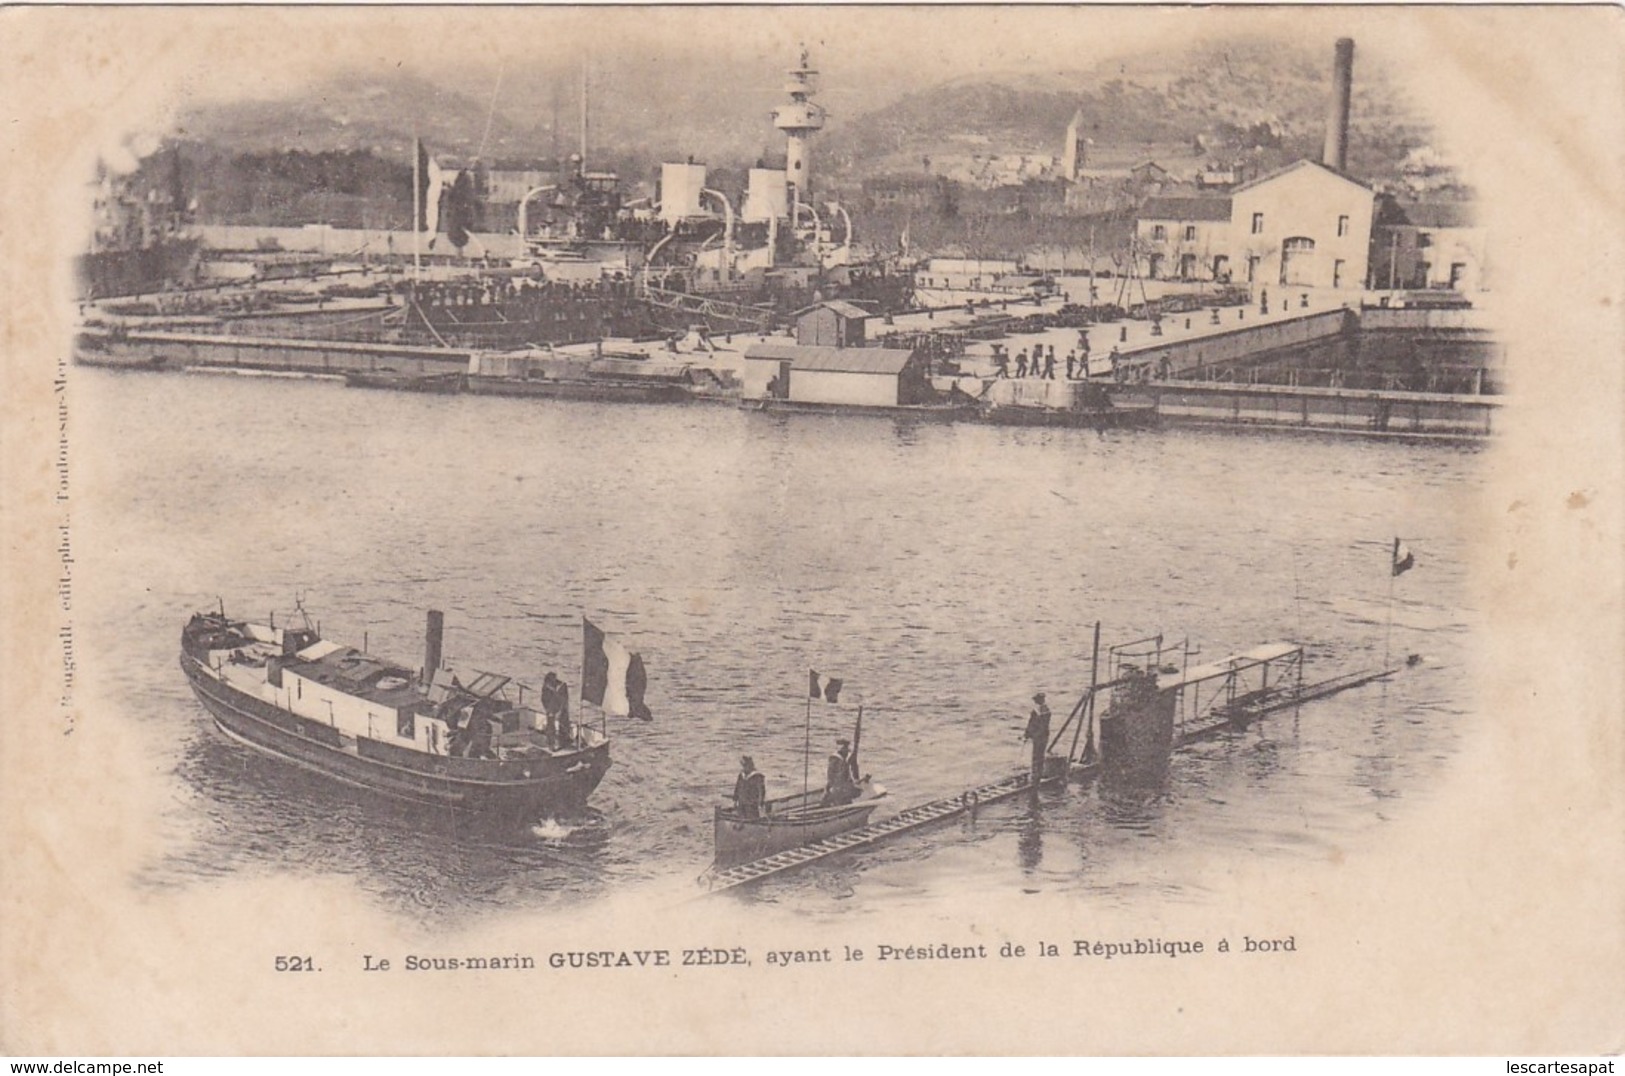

{"left": 73, "top": 368, "right": 1481, "bottom": 921}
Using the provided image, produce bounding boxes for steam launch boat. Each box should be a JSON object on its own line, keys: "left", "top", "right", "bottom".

{"left": 180, "top": 606, "right": 611, "bottom": 820}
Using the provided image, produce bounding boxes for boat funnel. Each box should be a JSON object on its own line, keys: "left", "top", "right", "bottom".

{"left": 425, "top": 610, "right": 445, "bottom": 677}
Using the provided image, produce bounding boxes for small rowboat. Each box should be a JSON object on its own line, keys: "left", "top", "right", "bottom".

{"left": 713, "top": 779, "right": 885, "bottom": 868}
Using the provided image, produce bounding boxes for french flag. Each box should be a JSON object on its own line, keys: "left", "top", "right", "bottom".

{"left": 415, "top": 138, "right": 445, "bottom": 236}
{"left": 582, "top": 617, "right": 652, "bottom": 721}
{"left": 809, "top": 670, "right": 843, "bottom": 703}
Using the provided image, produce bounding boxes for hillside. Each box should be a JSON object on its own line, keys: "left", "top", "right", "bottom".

{"left": 821, "top": 37, "right": 1436, "bottom": 187}
{"left": 147, "top": 33, "right": 1459, "bottom": 230}
{"left": 176, "top": 71, "right": 545, "bottom": 161}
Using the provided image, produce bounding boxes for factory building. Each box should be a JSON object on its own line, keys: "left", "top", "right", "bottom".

{"left": 1229, "top": 159, "right": 1375, "bottom": 290}
{"left": 1131, "top": 38, "right": 1396, "bottom": 293}
{"left": 1134, "top": 160, "right": 1375, "bottom": 290}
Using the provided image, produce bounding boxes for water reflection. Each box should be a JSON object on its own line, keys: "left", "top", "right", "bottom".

{"left": 75, "top": 368, "right": 1477, "bottom": 915}
{"left": 164, "top": 726, "right": 617, "bottom": 914}
{"left": 1016, "top": 805, "right": 1044, "bottom": 872}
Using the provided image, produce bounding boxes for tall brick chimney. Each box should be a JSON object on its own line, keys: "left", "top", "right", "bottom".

{"left": 1323, "top": 38, "right": 1355, "bottom": 172}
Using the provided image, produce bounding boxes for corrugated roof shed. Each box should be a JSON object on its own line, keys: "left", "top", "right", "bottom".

{"left": 821, "top": 300, "right": 872, "bottom": 321}
{"left": 743, "top": 343, "right": 915, "bottom": 375}
{"left": 792, "top": 299, "right": 871, "bottom": 320}
{"left": 1139, "top": 196, "right": 1233, "bottom": 222}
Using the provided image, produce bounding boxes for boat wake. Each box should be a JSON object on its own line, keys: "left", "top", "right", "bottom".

{"left": 529, "top": 810, "right": 611, "bottom": 848}
{"left": 530, "top": 819, "right": 575, "bottom": 841}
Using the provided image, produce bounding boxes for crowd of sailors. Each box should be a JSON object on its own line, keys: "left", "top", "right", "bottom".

{"left": 986, "top": 332, "right": 1181, "bottom": 384}
{"left": 403, "top": 275, "right": 639, "bottom": 309}
{"left": 991, "top": 340, "right": 1097, "bottom": 381}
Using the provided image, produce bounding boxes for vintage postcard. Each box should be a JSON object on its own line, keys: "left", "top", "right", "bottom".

{"left": 1, "top": 4, "right": 1621, "bottom": 1056}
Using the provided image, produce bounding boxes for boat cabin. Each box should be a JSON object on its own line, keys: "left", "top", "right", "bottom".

{"left": 193, "top": 617, "right": 562, "bottom": 761}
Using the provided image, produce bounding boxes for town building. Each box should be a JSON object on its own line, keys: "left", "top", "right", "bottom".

{"left": 863, "top": 173, "right": 945, "bottom": 212}
{"left": 1129, "top": 161, "right": 1173, "bottom": 188}
{"left": 1134, "top": 158, "right": 1375, "bottom": 291}
{"left": 1195, "top": 162, "right": 1248, "bottom": 191}
{"left": 1065, "top": 159, "right": 1177, "bottom": 215}
{"left": 483, "top": 169, "right": 558, "bottom": 206}
{"left": 1368, "top": 199, "right": 1485, "bottom": 291}
{"left": 1134, "top": 196, "right": 1234, "bottom": 281}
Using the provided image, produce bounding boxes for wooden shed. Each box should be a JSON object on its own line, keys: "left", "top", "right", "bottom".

{"left": 794, "top": 300, "right": 870, "bottom": 348}
{"left": 742, "top": 342, "right": 926, "bottom": 407}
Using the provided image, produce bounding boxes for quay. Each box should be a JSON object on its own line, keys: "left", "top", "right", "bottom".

{"left": 75, "top": 286, "right": 1500, "bottom": 438}
{"left": 1124, "top": 379, "right": 1499, "bottom": 437}
{"left": 75, "top": 325, "right": 474, "bottom": 377}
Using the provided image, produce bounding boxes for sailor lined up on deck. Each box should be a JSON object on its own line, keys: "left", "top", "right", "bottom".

{"left": 733, "top": 755, "right": 767, "bottom": 820}
{"left": 541, "top": 672, "right": 572, "bottom": 747}
{"left": 823, "top": 738, "right": 861, "bottom": 806}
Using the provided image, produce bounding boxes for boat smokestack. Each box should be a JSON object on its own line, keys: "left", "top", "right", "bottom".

{"left": 1323, "top": 37, "right": 1354, "bottom": 172}
{"left": 424, "top": 610, "right": 444, "bottom": 678}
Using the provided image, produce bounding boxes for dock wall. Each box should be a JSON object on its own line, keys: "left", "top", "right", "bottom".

{"left": 1356, "top": 307, "right": 1495, "bottom": 333}
{"left": 76, "top": 306, "right": 1502, "bottom": 439}
{"left": 1119, "top": 308, "right": 1356, "bottom": 378}
{"left": 76, "top": 328, "right": 472, "bottom": 377}
{"left": 1125, "top": 379, "right": 1499, "bottom": 437}
{"left": 984, "top": 378, "right": 1080, "bottom": 408}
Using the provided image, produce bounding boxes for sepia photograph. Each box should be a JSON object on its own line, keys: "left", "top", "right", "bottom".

{"left": 1, "top": 3, "right": 1621, "bottom": 1057}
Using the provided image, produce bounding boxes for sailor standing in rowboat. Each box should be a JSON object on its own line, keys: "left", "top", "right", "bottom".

{"left": 823, "top": 739, "right": 861, "bottom": 806}
{"left": 733, "top": 756, "right": 767, "bottom": 820}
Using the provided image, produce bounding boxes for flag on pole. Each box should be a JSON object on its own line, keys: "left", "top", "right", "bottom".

{"left": 1392, "top": 537, "right": 1416, "bottom": 577}
{"left": 415, "top": 138, "right": 445, "bottom": 236}
{"left": 808, "top": 670, "right": 843, "bottom": 703}
{"left": 582, "top": 617, "right": 653, "bottom": 720}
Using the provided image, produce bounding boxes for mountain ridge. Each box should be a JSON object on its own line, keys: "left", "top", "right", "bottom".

{"left": 168, "top": 34, "right": 1448, "bottom": 190}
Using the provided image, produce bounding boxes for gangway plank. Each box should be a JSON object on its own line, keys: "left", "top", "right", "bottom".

{"left": 700, "top": 768, "right": 1061, "bottom": 894}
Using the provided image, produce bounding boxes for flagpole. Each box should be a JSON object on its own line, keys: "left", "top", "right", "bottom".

{"left": 412, "top": 133, "right": 421, "bottom": 284}
{"left": 1384, "top": 542, "right": 1396, "bottom": 671}
{"left": 803, "top": 678, "right": 813, "bottom": 803}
